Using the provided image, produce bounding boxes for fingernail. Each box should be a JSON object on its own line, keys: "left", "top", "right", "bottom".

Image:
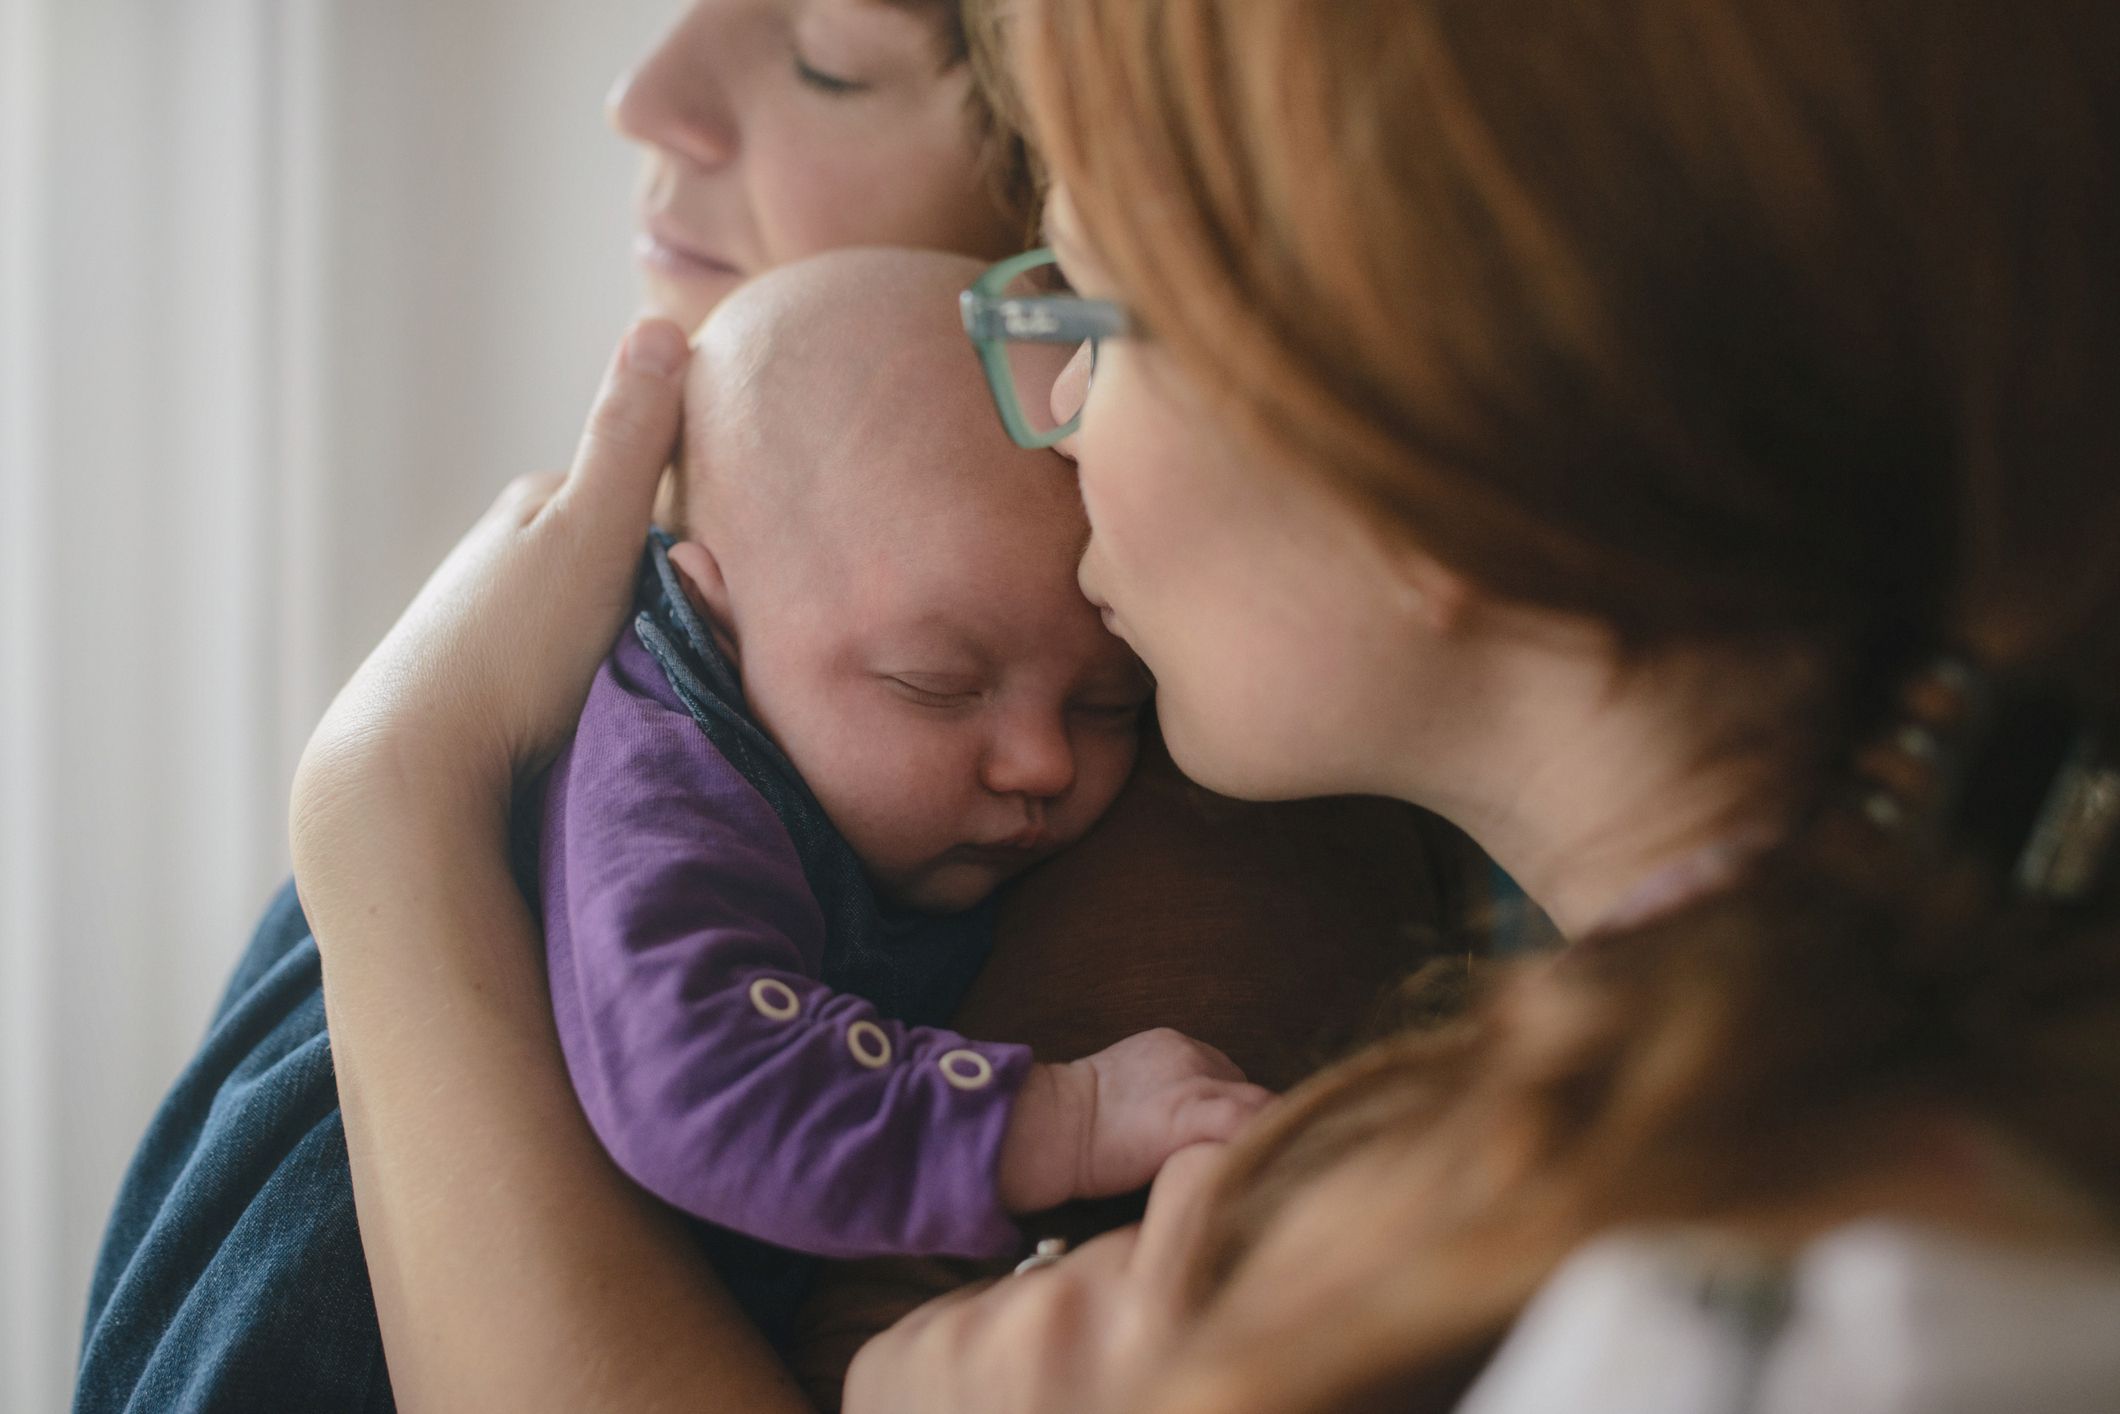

{"left": 623, "top": 320, "right": 688, "bottom": 379}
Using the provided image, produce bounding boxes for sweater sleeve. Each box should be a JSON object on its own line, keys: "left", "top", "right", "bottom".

{"left": 539, "top": 646, "right": 1034, "bottom": 1261}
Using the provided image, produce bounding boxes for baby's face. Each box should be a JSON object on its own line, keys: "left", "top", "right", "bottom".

{"left": 734, "top": 485, "right": 1151, "bottom": 913}
{"left": 675, "top": 248, "right": 1147, "bottom": 911}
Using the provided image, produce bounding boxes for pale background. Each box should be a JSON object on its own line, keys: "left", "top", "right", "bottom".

{"left": 1, "top": 2, "right": 675, "bottom": 1408}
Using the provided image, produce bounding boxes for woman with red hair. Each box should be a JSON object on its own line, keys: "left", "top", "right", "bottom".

{"left": 287, "top": 1, "right": 2120, "bottom": 1409}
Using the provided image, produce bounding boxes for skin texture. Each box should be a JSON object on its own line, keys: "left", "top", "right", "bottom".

{"left": 613, "top": 0, "right": 1021, "bottom": 333}
{"left": 282, "top": 6, "right": 1467, "bottom": 1410}
{"left": 281, "top": 1, "right": 2118, "bottom": 1406}
{"left": 295, "top": 324, "right": 817, "bottom": 1414}
{"left": 1046, "top": 190, "right": 1807, "bottom": 938}
{"left": 667, "top": 251, "right": 1149, "bottom": 913}
{"left": 285, "top": 309, "right": 1444, "bottom": 1411}
{"left": 787, "top": 733, "right": 1460, "bottom": 1409}
{"left": 663, "top": 249, "right": 1274, "bottom": 1213}
{"left": 830, "top": 188, "right": 1830, "bottom": 1412}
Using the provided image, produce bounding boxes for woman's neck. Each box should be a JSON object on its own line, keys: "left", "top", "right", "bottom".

{"left": 1423, "top": 632, "right": 1817, "bottom": 940}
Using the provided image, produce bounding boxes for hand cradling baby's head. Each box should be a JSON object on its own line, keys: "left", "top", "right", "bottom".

{"left": 666, "top": 248, "right": 1150, "bottom": 912}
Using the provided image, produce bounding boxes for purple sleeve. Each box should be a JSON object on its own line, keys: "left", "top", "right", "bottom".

{"left": 539, "top": 636, "right": 1035, "bottom": 1261}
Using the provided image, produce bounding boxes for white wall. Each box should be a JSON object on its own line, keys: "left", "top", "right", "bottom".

{"left": 0, "top": 3, "right": 672, "bottom": 1409}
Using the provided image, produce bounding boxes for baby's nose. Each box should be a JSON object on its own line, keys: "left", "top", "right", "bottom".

{"left": 981, "top": 714, "right": 1076, "bottom": 801}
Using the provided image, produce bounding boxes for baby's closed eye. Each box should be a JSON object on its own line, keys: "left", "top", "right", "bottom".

{"left": 883, "top": 673, "right": 985, "bottom": 709}
{"left": 1070, "top": 696, "right": 1147, "bottom": 726}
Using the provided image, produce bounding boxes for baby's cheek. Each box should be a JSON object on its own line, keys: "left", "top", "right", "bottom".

{"left": 1071, "top": 730, "right": 1143, "bottom": 832}
{"left": 869, "top": 725, "right": 988, "bottom": 835}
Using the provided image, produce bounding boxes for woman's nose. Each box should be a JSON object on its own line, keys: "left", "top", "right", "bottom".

{"left": 1046, "top": 340, "right": 1094, "bottom": 462}
{"left": 606, "top": 12, "right": 737, "bottom": 169}
{"left": 982, "top": 712, "right": 1077, "bottom": 801}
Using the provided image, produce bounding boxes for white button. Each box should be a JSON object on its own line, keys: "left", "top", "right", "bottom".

{"left": 938, "top": 1049, "right": 995, "bottom": 1091}
{"left": 749, "top": 977, "right": 800, "bottom": 1022}
{"left": 847, "top": 1020, "right": 893, "bottom": 1069}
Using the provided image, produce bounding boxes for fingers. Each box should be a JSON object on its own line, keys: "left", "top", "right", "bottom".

{"left": 491, "top": 471, "right": 565, "bottom": 529}
{"left": 1169, "top": 1082, "right": 1276, "bottom": 1150}
{"left": 1183, "top": 1038, "right": 1247, "bottom": 1086}
{"left": 1113, "top": 1027, "right": 1249, "bottom": 1085}
{"left": 551, "top": 319, "right": 691, "bottom": 558}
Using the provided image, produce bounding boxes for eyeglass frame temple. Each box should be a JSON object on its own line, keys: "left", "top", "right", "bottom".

{"left": 959, "top": 248, "right": 1132, "bottom": 449}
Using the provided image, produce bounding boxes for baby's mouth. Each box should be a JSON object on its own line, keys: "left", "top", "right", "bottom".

{"left": 949, "top": 838, "right": 1049, "bottom": 868}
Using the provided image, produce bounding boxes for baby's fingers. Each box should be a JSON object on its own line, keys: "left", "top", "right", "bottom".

{"left": 1112, "top": 1027, "right": 1248, "bottom": 1085}
{"left": 1172, "top": 1034, "right": 1247, "bottom": 1086}
{"left": 1167, "top": 1081, "right": 1277, "bottom": 1150}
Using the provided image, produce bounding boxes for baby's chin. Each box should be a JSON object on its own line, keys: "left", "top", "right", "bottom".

{"left": 882, "top": 853, "right": 1038, "bottom": 915}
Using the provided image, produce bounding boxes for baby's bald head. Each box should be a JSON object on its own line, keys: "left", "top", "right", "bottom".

{"left": 676, "top": 247, "right": 1070, "bottom": 582}
{"left": 659, "top": 249, "right": 1147, "bottom": 913}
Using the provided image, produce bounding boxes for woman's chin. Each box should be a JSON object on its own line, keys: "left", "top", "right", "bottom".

{"left": 1159, "top": 708, "right": 1315, "bottom": 803}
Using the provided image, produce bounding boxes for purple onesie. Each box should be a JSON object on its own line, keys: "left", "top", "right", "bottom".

{"left": 540, "top": 629, "right": 1035, "bottom": 1260}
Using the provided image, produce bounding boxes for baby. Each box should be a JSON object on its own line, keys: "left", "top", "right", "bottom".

{"left": 536, "top": 249, "right": 1271, "bottom": 1331}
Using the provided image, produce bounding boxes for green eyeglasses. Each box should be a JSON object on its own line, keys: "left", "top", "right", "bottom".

{"left": 960, "top": 247, "right": 1134, "bottom": 450}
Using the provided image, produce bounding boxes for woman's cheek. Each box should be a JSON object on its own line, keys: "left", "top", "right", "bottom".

{"left": 1073, "top": 383, "right": 1173, "bottom": 601}
{"left": 1147, "top": 642, "right": 1269, "bottom": 799}
{"left": 757, "top": 119, "right": 950, "bottom": 261}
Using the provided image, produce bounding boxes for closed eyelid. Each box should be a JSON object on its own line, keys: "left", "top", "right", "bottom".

{"left": 1077, "top": 691, "right": 1149, "bottom": 713}
{"left": 792, "top": 3, "right": 941, "bottom": 80}
{"left": 884, "top": 673, "right": 987, "bottom": 703}
{"left": 792, "top": 52, "right": 867, "bottom": 93}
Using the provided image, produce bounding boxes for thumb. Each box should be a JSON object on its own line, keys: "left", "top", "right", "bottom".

{"left": 551, "top": 318, "right": 692, "bottom": 555}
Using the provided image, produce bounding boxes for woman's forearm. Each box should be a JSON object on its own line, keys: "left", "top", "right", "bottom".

{"left": 306, "top": 773, "right": 812, "bottom": 1414}
{"left": 286, "top": 322, "right": 809, "bottom": 1410}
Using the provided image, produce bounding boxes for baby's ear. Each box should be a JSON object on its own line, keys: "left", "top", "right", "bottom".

{"left": 665, "top": 539, "right": 740, "bottom": 657}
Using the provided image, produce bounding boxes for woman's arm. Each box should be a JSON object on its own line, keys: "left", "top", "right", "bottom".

{"left": 292, "top": 321, "right": 811, "bottom": 1413}
{"left": 834, "top": 1142, "right": 1235, "bottom": 1414}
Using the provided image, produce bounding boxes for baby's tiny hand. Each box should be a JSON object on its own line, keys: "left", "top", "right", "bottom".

{"left": 996, "top": 1029, "right": 1275, "bottom": 1214}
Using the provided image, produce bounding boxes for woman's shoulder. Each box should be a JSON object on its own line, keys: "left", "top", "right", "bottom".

{"left": 1456, "top": 1220, "right": 2120, "bottom": 1414}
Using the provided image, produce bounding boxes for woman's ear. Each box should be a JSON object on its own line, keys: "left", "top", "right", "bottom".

{"left": 665, "top": 539, "right": 741, "bottom": 660}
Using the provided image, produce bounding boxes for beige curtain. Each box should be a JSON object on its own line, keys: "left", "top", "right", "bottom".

{"left": 0, "top": 2, "right": 661, "bottom": 1407}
